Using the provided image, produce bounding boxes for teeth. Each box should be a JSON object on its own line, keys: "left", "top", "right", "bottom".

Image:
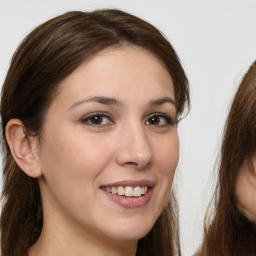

{"left": 133, "top": 186, "right": 142, "bottom": 197}
{"left": 125, "top": 186, "right": 133, "bottom": 196}
{"left": 103, "top": 186, "right": 148, "bottom": 197}
{"left": 117, "top": 186, "right": 125, "bottom": 195}
{"left": 112, "top": 187, "right": 117, "bottom": 194}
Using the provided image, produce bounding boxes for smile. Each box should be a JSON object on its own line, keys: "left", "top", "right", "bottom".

{"left": 100, "top": 180, "right": 154, "bottom": 208}
{"left": 101, "top": 186, "right": 148, "bottom": 197}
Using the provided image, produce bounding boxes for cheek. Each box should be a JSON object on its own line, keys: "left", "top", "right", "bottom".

{"left": 235, "top": 170, "right": 256, "bottom": 223}
{"left": 41, "top": 126, "right": 113, "bottom": 172}
{"left": 153, "top": 133, "right": 179, "bottom": 200}
{"left": 155, "top": 134, "right": 179, "bottom": 175}
{"left": 38, "top": 130, "right": 116, "bottom": 212}
{"left": 39, "top": 128, "right": 118, "bottom": 203}
{"left": 150, "top": 134, "right": 179, "bottom": 214}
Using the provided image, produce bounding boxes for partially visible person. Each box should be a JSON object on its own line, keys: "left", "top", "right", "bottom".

{"left": 200, "top": 60, "right": 256, "bottom": 256}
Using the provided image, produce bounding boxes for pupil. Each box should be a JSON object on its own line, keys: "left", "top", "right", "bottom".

{"left": 91, "top": 115, "right": 102, "bottom": 124}
{"left": 150, "top": 116, "right": 159, "bottom": 125}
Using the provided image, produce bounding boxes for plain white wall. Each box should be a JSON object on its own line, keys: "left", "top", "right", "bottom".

{"left": 1, "top": 0, "right": 256, "bottom": 255}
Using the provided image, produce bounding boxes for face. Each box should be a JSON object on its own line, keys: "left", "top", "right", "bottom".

{"left": 36, "top": 46, "right": 179, "bottom": 245}
{"left": 235, "top": 157, "right": 256, "bottom": 223}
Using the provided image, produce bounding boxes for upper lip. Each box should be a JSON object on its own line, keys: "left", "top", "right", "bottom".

{"left": 101, "top": 180, "right": 155, "bottom": 188}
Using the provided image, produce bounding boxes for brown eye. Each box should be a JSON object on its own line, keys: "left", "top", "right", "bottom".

{"left": 147, "top": 116, "right": 160, "bottom": 125}
{"left": 146, "top": 114, "right": 173, "bottom": 126}
{"left": 81, "top": 113, "right": 113, "bottom": 126}
{"left": 90, "top": 115, "right": 103, "bottom": 125}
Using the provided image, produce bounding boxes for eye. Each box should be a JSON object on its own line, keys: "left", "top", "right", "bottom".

{"left": 81, "top": 113, "right": 113, "bottom": 126}
{"left": 145, "top": 113, "right": 174, "bottom": 126}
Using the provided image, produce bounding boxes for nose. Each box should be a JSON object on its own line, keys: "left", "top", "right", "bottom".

{"left": 115, "top": 123, "right": 153, "bottom": 169}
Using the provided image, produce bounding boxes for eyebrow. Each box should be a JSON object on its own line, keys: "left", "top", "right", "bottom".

{"left": 149, "top": 97, "right": 176, "bottom": 108}
{"left": 69, "top": 96, "right": 121, "bottom": 110}
{"left": 69, "top": 96, "right": 176, "bottom": 110}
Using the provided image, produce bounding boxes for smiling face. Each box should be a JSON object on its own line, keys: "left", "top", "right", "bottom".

{"left": 35, "top": 46, "right": 179, "bottom": 252}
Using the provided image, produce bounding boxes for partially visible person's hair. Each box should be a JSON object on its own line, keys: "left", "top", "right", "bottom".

{"left": 0, "top": 9, "right": 190, "bottom": 256}
{"left": 202, "top": 61, "right": 256, "bottom": 256}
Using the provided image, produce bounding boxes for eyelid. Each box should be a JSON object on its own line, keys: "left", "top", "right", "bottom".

{"left": 146, "top": 112, "right": 175, "bottom": 126}
{"left": 81, "top": 112, "right": 114, "bottom": 126}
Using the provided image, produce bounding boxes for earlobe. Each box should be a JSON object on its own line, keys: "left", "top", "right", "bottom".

{"left": 5, "top": 118, "right": 42, "bottom": 178}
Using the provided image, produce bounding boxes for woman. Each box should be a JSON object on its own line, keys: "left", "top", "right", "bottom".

{"left": 201, "top": 61, "right": 256, "bottom": 256}
{"left": 0, "top": 9, "right": 190, "bottom": 256}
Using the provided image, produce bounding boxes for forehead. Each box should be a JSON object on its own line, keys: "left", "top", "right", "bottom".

{"left": 53, "top": 46, "right": 174, "bottom": 106}
{"left": 73, "top": 45, "right": 171, "bottom": 79}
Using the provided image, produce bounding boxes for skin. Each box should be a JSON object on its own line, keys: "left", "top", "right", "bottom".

{"left": 236, "top": 157, "right": 256, "bottom": 224}
{"left": 9, "top": 46, "right": 179, "bottom": 256}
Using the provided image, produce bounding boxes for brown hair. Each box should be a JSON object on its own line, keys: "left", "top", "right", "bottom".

{"left": 202, "top": 61, "right": 256, "bottom": 256}
{"left": 0, "top": 9, "right": 190, "bottom": 256}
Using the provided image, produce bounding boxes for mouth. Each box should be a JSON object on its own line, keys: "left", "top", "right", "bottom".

{"left": 100, "top": 180, "right": 154, "bottom": 208}
{"left": 101, "top": 185, "right": 148, "bottom": 197}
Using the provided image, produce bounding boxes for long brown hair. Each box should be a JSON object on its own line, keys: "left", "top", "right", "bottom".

{"left": 202, "top": 61, "right": 256, "bottom": 255}
{"left": 0, "top": 9, "right": 190, "bottom": 256}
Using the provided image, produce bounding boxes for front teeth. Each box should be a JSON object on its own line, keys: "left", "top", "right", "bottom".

{"left": 103, "top": 186, "right": 148, "bottom": 197}
{"left": 118, "top": 186, "right": 125, "bottom": 195}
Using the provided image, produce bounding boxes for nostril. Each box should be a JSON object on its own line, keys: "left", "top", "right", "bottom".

{"left": 124, "top": 162, "right": 140, "bottom": 167}
{"left": 124, "top": 160, "right": 152, "bottom": 170}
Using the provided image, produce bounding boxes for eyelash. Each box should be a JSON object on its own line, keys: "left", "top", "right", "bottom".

{"left": 145, "top": 113, "right": 174, "bottom": 127}
{"left": 80, "top": 112, "right": 174, "bottom": 127}
{"left": 81, "top": 113, "right": 113, "bottom": 127}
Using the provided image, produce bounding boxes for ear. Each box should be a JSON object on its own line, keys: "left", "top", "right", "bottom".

{"left": 5, "top": 118, "right": 43, "bottom": 178}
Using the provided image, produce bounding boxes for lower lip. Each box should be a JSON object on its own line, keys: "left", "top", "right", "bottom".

{"left": 102, "top": 188, "right": 153, "bottom": 208}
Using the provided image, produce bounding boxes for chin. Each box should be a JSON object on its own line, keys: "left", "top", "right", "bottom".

{"left": 107, "top": 216, "right": 155, "bottom": 242}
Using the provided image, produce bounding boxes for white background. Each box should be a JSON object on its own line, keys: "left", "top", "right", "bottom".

{"left": 1, "top": 0, "right": 256, "bottom": 255}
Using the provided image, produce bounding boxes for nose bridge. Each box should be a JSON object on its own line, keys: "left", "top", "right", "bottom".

{"left": 116, "top": 118, "right": 153, "bottom": 169}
